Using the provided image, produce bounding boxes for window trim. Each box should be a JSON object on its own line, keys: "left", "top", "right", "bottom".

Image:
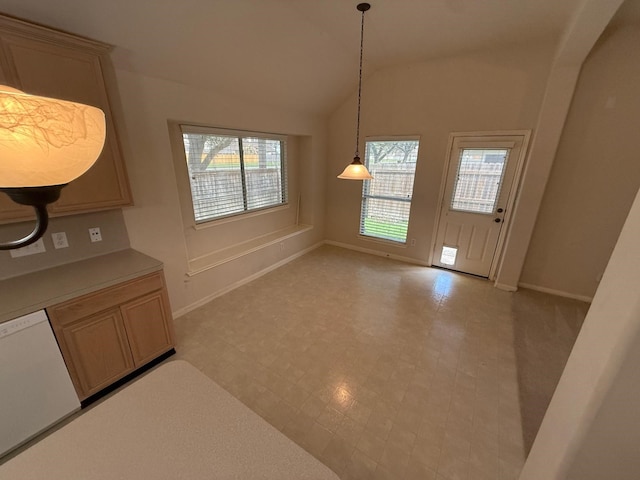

{"left": 192, "top": 203, "right": 290, "bottom": 230}
{"left": 179, "top": 124, "right": 288, "bottom": 225}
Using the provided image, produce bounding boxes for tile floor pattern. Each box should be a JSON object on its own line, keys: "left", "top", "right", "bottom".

{"left": 174, "top": 245, "right": 588, "bottom": 480}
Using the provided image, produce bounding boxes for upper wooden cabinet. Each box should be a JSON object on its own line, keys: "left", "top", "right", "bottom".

{"left": 0, "top": 15, "right": 132, "bottom": 222}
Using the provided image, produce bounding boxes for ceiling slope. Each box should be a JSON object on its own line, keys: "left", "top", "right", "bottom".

{"left": 0, "top": 0, "right": 608, "bottom": 114}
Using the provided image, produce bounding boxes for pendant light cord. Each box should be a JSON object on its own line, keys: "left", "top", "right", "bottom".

{"left": 354, "top": 6, "right": 366, "bottom": 159}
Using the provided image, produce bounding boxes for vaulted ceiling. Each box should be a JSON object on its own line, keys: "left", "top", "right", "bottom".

{"left": 0, "top": 0, "right": 633, "bottom": 115}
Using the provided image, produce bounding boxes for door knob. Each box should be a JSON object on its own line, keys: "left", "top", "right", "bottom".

{"left": 494, "top": 218, "right": 502, "bottom": 223}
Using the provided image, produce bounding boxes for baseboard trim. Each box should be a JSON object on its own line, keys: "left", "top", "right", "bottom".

{"left": 518, "top": 282, "right": 593, "bottom": 303}
{"left": 494, "top": 282, "right": 518, "bottom": 292}
{"left": 324, "top": 240, "right": 429, "bottom": 267}
{"left": 173, "top": 241, "right": 324, "bottom": 318}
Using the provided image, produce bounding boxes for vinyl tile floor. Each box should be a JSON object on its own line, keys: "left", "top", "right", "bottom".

{"left": 174, "top": 245, "right": 588, "bottom": 480}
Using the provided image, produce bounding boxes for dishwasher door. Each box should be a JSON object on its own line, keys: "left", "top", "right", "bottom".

{"left": 0, "top": 310, "right": 80, "bottom": 458}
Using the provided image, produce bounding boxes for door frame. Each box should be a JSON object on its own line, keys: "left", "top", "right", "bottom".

{"left": 429, "top": 130, "right": 531, "bottom": 280}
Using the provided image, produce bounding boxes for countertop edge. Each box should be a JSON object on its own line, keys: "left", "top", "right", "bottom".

{"left": 0, "top": 249, "right": 164, "bottom": 324}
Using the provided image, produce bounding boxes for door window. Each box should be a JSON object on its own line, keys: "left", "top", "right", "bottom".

{"left": 451, "top": 149, "right": 508, "bottom": 214}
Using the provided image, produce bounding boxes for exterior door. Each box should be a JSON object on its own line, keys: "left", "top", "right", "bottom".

{"left": 432, "top": 133, "right": 527, "bottom": 278}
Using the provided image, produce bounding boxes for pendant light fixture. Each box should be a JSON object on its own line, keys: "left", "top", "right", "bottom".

{"left": 338, "top": 2, "right": 373, "bottom": 180}
{"left": 0, "top": 85, "right": 106, "bottom": 250}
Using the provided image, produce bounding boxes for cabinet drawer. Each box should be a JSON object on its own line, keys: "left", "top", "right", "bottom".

{"left": 48, "top": 272, "right": 164, "bottom": 326}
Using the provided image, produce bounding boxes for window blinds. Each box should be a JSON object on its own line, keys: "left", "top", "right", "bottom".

{"left": 359, "top": 139, "right": 420, "bottom": 243}
{"left": 181, "top": 129, "right": 287, "bottom": 223}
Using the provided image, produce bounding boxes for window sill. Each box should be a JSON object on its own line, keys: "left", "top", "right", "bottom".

{"left": 187, "top": 224, "right": 313, "bottom": 276}
{"left": 358, "top": 234, "right": 407, "bottom": 248}
{"left": 192, "top": 204, "right": 290, "bottom": 230}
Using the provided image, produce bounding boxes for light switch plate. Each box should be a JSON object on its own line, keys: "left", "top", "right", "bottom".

{"left": 9, "top": 238, "right": 46, "bottom": 258}
{"left": 51, "top": 232, "right": 69, "bottom": 249}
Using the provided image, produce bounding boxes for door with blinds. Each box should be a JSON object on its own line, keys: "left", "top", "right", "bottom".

{"left": 432, "top": 133, "right": 528, "bottom": 278}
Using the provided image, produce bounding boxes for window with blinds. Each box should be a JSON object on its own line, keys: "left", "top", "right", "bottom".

{"left": 181, "top": 126, "right": 287, "bottom": 223}
{"left": 359, "top": 139, "right": 420, "bottom": 243}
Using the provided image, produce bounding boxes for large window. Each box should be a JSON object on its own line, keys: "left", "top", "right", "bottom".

{"left": 181, "top": 126, "right": 287, "bottom": 223}
{"left": 360, "top": 138, "right": 420, "bottom": 243}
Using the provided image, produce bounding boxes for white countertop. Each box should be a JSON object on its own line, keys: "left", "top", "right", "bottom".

{"left": 0, "top": 249, "right": 163, "bottom": 323}
{"left": 0, "top": 360, "right": 340, "bottom": 480}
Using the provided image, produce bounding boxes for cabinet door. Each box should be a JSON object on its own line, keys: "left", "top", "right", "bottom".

{"left": 122, "top": 291, "right": 174, "bottom": 367}
{"left": 60, "top": 308, "right": 134, "bottom": 399}
{"left": 0, "top": 33, "right": 131, "bottom": 217}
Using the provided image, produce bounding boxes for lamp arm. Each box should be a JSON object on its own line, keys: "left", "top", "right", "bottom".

{"left": 0, "top": 185, "right": 61, "bottom": 251}
{"left": 0, "top": 204, "right": 49, "bottom": 250}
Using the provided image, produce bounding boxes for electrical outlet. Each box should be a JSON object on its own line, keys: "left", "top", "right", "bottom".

{"left": 9, "top": 238, "right": 46, "bottom": 258}
{"left": 51, "top": 232, "right": 69, "bottom": 249}
{"left": 410, "top": 238, "right": 416, "bottom": 246}
{"left": 89, "top": 227, "right": 102, "bottom": 243}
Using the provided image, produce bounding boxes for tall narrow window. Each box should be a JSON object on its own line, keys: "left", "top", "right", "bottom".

{"left": 359, "top": 139, "right": 420, "bottom": 243}
{"left": 181, "top": 127, "right": 286, "bottom": 223}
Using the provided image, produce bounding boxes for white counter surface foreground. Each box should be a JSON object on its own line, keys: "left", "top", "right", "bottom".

{"left": 0, "top": 360, "right": 340, "bottom": 480}
{"left": 0, "top": 249, "right": 163, "bottom": 324}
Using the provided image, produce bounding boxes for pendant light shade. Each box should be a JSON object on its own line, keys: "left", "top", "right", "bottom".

{"left": 0, "top": 85, "right": 105, "bottom": 188}
{"left": 338, "top": 156, "right": 373, "bottom": 180}
{"left": 0, "top": 85, "right": 106, "bottom": 250}
{"left": 337, "top": 3, "right": 373, "bottom": 181}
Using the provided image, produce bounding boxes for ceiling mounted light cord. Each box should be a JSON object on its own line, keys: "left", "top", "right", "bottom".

{"left": 354, "top": 2, "right": 367, "bottom": 159}
{"left": 337, "top": 3, "right": 373, "bottom": 180}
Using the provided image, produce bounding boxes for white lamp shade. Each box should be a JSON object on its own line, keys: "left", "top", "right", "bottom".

{"left": 337, "top": 161, "right": 373, "bottom": 180}
{"left": 0, "top": 85, "right": 106, "bottom": 188}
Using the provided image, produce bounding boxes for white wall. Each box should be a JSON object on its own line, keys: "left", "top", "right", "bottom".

{"left": 518, "top": 183, "right": 640, "bottom": 480}
{"left": 325, "top": 13, "right": 636, "bottom": 300}
{"left": 113, "top": 69, "right": 326, "bottom": 314}
{"left": 0, "top": 209, "right": 130, "bottom": 279}
{"left": 325, "top": 42, "right": 555, "bottom": 264}
{"left": 566, "top": 320, "right": 640, "bottom": 480}
{"left": 520, "top": 25, "right": 640, "bottom": 299}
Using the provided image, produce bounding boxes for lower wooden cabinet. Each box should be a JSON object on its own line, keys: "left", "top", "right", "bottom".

{"left": 60, "top": 308, "right": 134, "bottom": 397}
{"left": 47, "top": 271, "right": 175, "bottom": 401}
{"left": 122, "top": 291, "right": 173, "bottom": 367}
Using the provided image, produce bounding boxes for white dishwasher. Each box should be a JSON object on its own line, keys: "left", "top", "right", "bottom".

{"left": 0, "top": 310, "right": 80, "bottom": 458}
